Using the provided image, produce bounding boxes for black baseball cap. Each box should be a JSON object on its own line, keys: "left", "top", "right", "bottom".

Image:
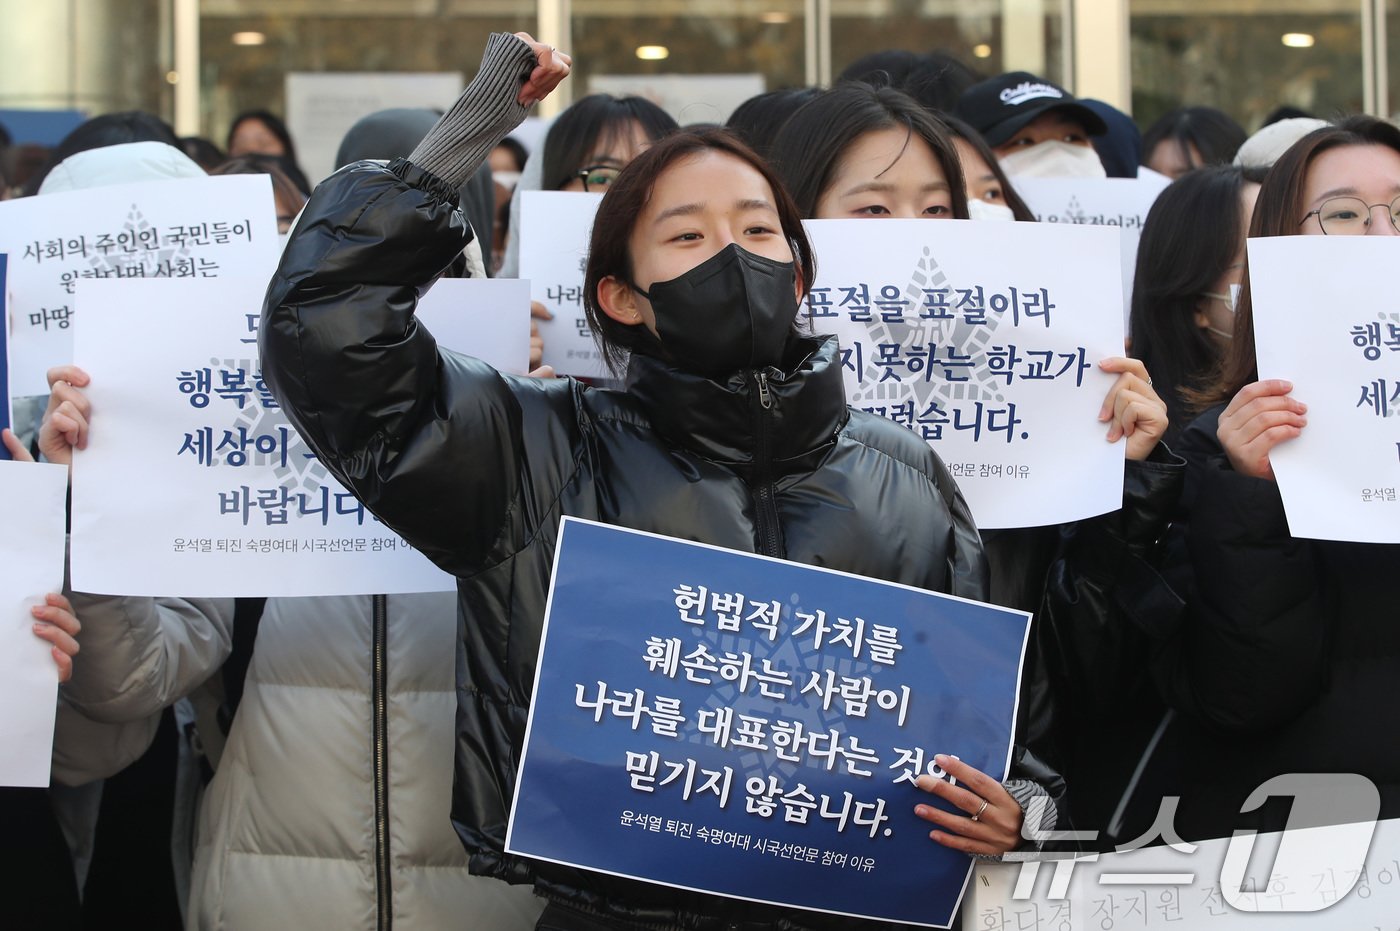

{"left": 955, "top": 72, "right": 1108, "bottom": 148}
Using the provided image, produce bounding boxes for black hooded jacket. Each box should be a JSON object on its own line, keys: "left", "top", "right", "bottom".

{"left": 260, "top": 156, "right": 1064, "bottom": 928}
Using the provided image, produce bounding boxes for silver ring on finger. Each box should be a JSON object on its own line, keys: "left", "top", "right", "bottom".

{"left": 969, "top": 797, "right": 989, "bottom": 822}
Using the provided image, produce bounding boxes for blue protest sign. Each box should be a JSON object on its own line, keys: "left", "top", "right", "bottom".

{"left": 1, "top": 254, "right": 10, "bottom": 460}
{"left": 506, "top": 517, "right": 1032, "bottom": 928}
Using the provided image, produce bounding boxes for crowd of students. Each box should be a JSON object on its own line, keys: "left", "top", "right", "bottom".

{"left": 2, "top": 27, "right": 1398, "bottom": 931}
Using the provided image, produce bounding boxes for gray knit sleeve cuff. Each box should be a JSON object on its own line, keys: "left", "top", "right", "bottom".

{"left": 973, "top": 778, "right": 1059, "bottom": 861}
{"left": 408, "top": 32, "right": 536, "bottom": 190}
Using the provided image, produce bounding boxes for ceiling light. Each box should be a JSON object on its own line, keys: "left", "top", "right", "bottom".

{"left": 760, "top": 12, "right": 792, "bottom": 24}
{"left": 1282, "top": 33, "right": 1315, "bottom": 48}
{"left": 232, "top": 31, "right": 267, "bottom": 46}
{"left": 635, "top": 45, "right": 670, "bottom": 61}
{"left": 972, "top": 44, "right": 993, "bottom": 59}
{"left": 165, "top": 71, "right": 180, "bottom": 84}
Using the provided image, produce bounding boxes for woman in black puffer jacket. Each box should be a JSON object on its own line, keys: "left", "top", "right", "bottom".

{"left": 1148, "top": 116, "right": 1400, "bottom": 842}
{"left": 261, "top": 33, "right": 1063, "bottom": 929}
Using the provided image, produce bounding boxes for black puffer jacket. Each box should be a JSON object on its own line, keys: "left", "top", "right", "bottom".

{"left": 260, "top": 157, "right": 1064, "bottom": 928}
{"left": 987, "top": 446, "right": 1185, "bottom": 845}
{"left": 1147, "top": 405, "right": 1400, "bottom": 841}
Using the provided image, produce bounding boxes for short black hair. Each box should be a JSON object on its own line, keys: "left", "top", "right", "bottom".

{"left": 1262, "top": 105, "right": 1314, "bottom": 127}
{"left": 768, "top": 83, "right": 968, "bottom": 220}
{"left": 836, "top": 49, "right": 921, "bottom": 91}
{"left": 540, "top": 95, "right": 678, "bottom": 192}
{"left": 180, "top": 136, "right": 227, "bottom": 171}
{"left": 227, "top": 110, "right": 310, "bottom": 194}
{"left": 494, "top": 136, "right": 529, "bottom": 172}
{"left": 1142, "top": 107, "right": 1247, "bottom": 172}
{"left": 726, "top": 88, "right": 822, "bottom": 160}
{"left": 838, "top": 49, "right": 980, "bottom": 114}
{"left": 24, "top": 111, "right": 180, "bottom": 195}
{"left": 227, "top": 110, "right": 295, "bottom": 157}
{"left": 582, "top": 128, "right": 815, "bottom": 376}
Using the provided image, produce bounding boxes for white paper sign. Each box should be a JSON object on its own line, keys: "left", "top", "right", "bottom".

{"left": 1248, "top": 236, "right": 1400, "bottom": 543}
{"left": 519, "top": 191, "right": 609, "bottom": 378}
{"left": 1011, "top": 175, "right": 1172, "bottom": 329}
{"left": 0, "top": 459, "right": 69, "bottom": 786}
{"left": 0, "top": 175, "right": 281, "bottom": 397}
{"left": 803, "top": 219, "right": 1125, "bottom": 529}
{"left": 71, "top": 276, "right": 531, "bottom": 597}
{"left": 285, "top": 72, "right": 464, "bottom": 186}
{"left": 419, "top": 277, "right": 535, "bottom": 378}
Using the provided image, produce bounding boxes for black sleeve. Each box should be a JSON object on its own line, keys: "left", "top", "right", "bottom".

{"left": 1148, "top": 412, "right": 1329, "bottom": 734}
{"left": 260, "top": 158, "right": 574, "bottom": 577}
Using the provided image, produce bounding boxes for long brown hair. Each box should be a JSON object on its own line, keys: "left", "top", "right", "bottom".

{"left": 581, "top": 128, "right": 817, "bottom": 376}
{"left": 1190, "top": 116, "right": 1400, "bottom": 410}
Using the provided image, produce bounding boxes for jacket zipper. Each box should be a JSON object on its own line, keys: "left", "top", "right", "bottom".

{"left": 751, "top": 371, "right": 784, "bottom": 559}
{"left": 372, "top": 592, "right": 392, "bottom": 931}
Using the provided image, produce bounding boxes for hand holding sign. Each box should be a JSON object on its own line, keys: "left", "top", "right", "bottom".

{"left": 30, "top": 593, "right": 81, "bottom": 683}
{"left": 36, "top": 364, "right": 92, "bottom": 470}
{"left": 1217, "top": 379, "right": 1308, "bottom": 482}
{"left": 508, "top": 518, "right": 1033, "bottom": 928}
{"left": 529, "top": 300, "right": 552, "bottom": 369}
{"left": 1097, "top": 356, "right": 1168, "bottom": 460}
{"left": 0, "top": 430, "right": 26, "bottom": 461}
{"left": 914, "top": 755, "right": 1025, "bottom": 856}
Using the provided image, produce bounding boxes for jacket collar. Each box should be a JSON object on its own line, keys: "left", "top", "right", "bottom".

{"left": 623, "top": 334, "right": 849, "bottom": 476}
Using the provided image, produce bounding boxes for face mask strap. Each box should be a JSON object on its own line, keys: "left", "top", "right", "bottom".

{"left": 1202, "top": 291, "right": 1238, "bottom": 313}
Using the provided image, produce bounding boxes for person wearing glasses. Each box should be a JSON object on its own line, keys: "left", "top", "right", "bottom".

{"left": 498, "top": 94, "right": 679, "bottom": 371}
{"left": 541, "top": 94, "right": 677, "bottom": 193}
{"left": 1145, "top": 116, "right": 1400, "bottom": 842}
{"left": 499, "top": 95, "right": 677, "bottom": 277}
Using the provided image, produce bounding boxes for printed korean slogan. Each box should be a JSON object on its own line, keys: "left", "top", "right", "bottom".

{"left": 0, "top": 174, "right": 281, "bottom": 396}
{"left": 0, "top": 459, "right": 70, "bottom": 786}
{"left": 802, "top": 219, "right": 1126, "bottom": 529}
{"left": 1248, "top": 236, "right": 1400, "bottom": 543}
{"left": 507, "top": 517, "right": 1031, "bottom": 928}
{"left": 519, "top": 190, "right": 608, "bottom": 378}
{"left": 1010, "top": 174, "right": 1171, "bottom": 324}
{"left": 70, "top": 276, "right": 532, "bottom": 596}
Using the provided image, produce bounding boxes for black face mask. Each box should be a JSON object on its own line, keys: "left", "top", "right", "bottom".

{"left": 632, "top": 243, "right": 799, "bottom": 379}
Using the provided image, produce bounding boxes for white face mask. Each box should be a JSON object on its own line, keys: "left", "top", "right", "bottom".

{"left": 1201, "top": 285, "right": 1240, "bottom": 339}
{"left": 493, "top": 170, "right": 522, "bottom": 192}
{"left": 966, "top": 199, "right": 1016, "bottom": 222}
{"left": 999, "top": 140, "right": 1107, "bottom": 179}
{"left": 1202, "top": 285, "right": 1240, "bottom": 313}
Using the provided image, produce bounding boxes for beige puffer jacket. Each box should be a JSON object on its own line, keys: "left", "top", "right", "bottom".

{"left": 53, "top": 545, "right": 233, "bottom": 786}
{"left": 187, "top": 592, "right": 543, "bottom": 930}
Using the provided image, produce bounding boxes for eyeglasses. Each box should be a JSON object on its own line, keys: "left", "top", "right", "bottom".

{"left": 576, "top": 164, "right": 621, "bottom": 192}
{"left": 1299, "top": 194, "right": 1400, "bottom": 235}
